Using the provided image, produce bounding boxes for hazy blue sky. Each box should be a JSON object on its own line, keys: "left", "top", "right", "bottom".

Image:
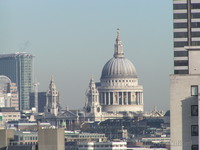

{"left": 0, "top": 0, "right": 173, "bottom": 111}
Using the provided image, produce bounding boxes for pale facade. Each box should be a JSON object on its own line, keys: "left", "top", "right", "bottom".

{"left": 170, "top": 46, "right": 200, "bottom": 150}
{"left": 84, "top": 30, "right": 143, "bottom": 121}
{"left": 45, "top": 77, "right": 61, "bottom": 117}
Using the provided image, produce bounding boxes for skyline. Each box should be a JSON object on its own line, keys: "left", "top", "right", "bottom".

{"left": 0, "top": 0, "right": 173, "bottom": 111}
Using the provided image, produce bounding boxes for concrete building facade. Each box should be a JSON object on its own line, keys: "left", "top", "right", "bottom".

{"left": 170, "top": 47, "right": 200, "bottom": 150}
{"left": 38, "top": 128, "right": 64, "bottom": 150}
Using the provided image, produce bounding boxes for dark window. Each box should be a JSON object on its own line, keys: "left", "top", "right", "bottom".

{"left": 174, "top": 32, "right": 188, "bottom": 38}
{"left": 191, "top": 125, "right": 198, "bottom": 136}
{"left": 174, "top": 70, "right": 188, "bottom": 74}
{"left": 191, "top": 105, "right": 198, "bottom": 116}
{"left": 191, "top": 145, "right": 198, "bottom": 150}
{"left": 191, "top": 4, "right": 200, "bottom": 9}
{"left": 192, "top": 32, "right": 200, "bottom": 37}
{"left": 174, "top": 41, "right": 188, "bottom": 47}
{"left": 174, "top": 51, "right": 188, "bottom": 57}
{"left": 191, "top": 22, "right": 200, "bottom": 28}
{"left": 191, "top": 13, "right": 200, "bottom": 19}
{"left": 192, "top": 41, "right": 200, "bottom": 46}
{"left": 174, "top": 60, "right": 188, "bottom": 66}
{"left": 174, "top": 13, "right": 188, "bottom": 19}
{"left": 191, "top": 85, "right": 198, "bottom": 96}
{"left": 174, "top": 4, "right": 187, "bottom": 10}
{"left": 174, "top": 23, "right": 188, "bottom": 28}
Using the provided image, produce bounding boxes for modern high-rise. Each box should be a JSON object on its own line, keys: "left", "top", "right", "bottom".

{"left": 171, "top": 1, "right": 200, "bottom": 150}
{"left": 173, "top": 0, "right": 200, "bottom": 74}
{"left": 0, "top": 52, "right": 34, "bottom": 110}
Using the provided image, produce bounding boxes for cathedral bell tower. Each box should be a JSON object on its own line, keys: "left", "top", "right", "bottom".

{"left": 45, "top": 76, "right": 61, "bottom": 116}
{"left": 84, "top": 76, "right": 102, "bottom": 121}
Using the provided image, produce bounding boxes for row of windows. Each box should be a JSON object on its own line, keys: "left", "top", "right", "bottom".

{"left": 173, "top": 3, "right": 200, "bottom": 10}
{"left": 191, "top": 4, "right": 200, "bottom": 9}
{"left": 173, "top": 4, "right": 187, "bottom": 10}
{"left": 191, "top": 13, "right": 200, "bottom": 19}
{"left": 191, "top": 22, "right": 200, "bottom": 28}
{"left": 174, "top": 70, "right": 188, "bottom": 74}
{"left": 102, "top": 79, "right": 135, "bottom": 84}
{"left": 174, "top": 32, "right": 188, "bottom": 38}
{"left": 174, "top": 23, "right": 188, "bottom": 29}
{"left": 174, "top": 41, "right": 188, "bottom": 47}
{"left": 174, "top": 51, "right": 188, "bottom": 57}
{"left": 174, "top": 13, "right": 187, "bottom": 19}
{"left": 192, "top": 41, "right": 200, "bottom": 46}
{"left": 174, "top": 13, "right": 200, "bottom": 20}
{"left": 192, "top": 32, "right": 200, "bottom": 37}
{"left": 174, "top": 41, "right": 200, "bottom": 47}
{"left": 174, "top": 60, "right": 188, "bottom": 66}
{"left": 192, "top": 145, "right": 198, "bottom": 150}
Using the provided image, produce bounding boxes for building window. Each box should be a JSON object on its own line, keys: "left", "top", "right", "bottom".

{"left": 191, "top": 145, "right": 198, "bottom": 150}
{"left": 191, "top": 125, "right": 198, "bottom": 136}
{"left": 191, "top": 86, "right": 198, "bottom": 96}
{"left": 191, "top": 105, "right": 198, "bottom": 116}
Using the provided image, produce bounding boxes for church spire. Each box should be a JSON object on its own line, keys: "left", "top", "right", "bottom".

{"left": 114, "top": 28, "right": 124, "bottom": 58}
{"left": 89, "top": 74, "right": 96, "bottom": 90}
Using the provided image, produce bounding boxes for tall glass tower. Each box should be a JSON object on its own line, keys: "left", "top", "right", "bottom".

{"left": 173, "top": 0, "right": 200, "bottom": 74}
{"left": 0, "top": 52, "right": 34, "bottom": 110}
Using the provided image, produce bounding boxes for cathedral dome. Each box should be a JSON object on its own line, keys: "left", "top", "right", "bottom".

{"left": 101, "top": 29, "right": 137, "bottom": 79}
{"left": 101, "top": 57, "right": 137, "bottom": 79}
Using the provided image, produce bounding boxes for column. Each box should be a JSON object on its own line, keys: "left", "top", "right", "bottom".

{"left": 104, "top": 92, "right": 106, "bottom": 105}
{"left": 108, "top": 92, "right": 110, "bottom": 105}
{"left": 122, "top": 92, "right": 124, "bottom": 105}
{"left": 113, "top": 92, "right": 115, "bottom": 105}
{"left": 126, "top": 92, "right": 128, "bottom": 105}
{"left": 141, "top": 92, "right": 143, "bottom": 104}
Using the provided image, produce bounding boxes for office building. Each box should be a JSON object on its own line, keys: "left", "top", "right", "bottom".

{"left": 173, "top": 0, "right": 200, "bottom": 74}
{"left": 171, "top": 1, "right": 200, "bottom": 150}
{"left": 0, "top": 52, "right": 34, "bottom": 110}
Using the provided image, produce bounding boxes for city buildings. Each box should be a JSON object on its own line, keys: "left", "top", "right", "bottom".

{"left": 38, "top": 128, "right": 65, "bottom": 150}
{"left": 173, "top": 0, "right": 200, "bottom": 74}
{"left": 0, "top": 75, "right": 19, "bottom": 110}
{"left": 30, "top": 92, "right": 47, "bottom": 113}
{"left": 0, "top": 52, "right": 34, "bottom": 110}
{"left": 0, "top": 108, "right": 21, "bottom": 128}
{"left": 84, "top": 30, "right": 144, "bottom": 121}
{"left": 171, "top": 1, "right": 200, "bottom": 150}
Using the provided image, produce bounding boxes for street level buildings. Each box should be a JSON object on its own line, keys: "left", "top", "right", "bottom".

{"left": 0, "top": 52, "right": 34, "bottom": 110}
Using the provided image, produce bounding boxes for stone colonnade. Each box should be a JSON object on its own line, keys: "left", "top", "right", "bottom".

{"left": 99, "top": 91, "right": 143, "bottom": 105}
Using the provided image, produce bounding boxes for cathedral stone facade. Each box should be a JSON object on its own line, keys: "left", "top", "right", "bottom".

{"left": 84, "top": 30, "right": 144, "bottom": 121}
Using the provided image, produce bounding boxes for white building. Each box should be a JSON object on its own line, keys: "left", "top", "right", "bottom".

{"left": 170, "top": 46, "right": 200, "bottom": 150}
{"left": 84, "top": 30, "right": 144, "bottom": 121}
{"left": 45, "top": 77, "right": 61, "bottom": 117}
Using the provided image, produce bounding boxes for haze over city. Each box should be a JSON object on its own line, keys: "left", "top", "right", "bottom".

{"left": 0, "top": 0, "right": 173, "bottom": 111}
